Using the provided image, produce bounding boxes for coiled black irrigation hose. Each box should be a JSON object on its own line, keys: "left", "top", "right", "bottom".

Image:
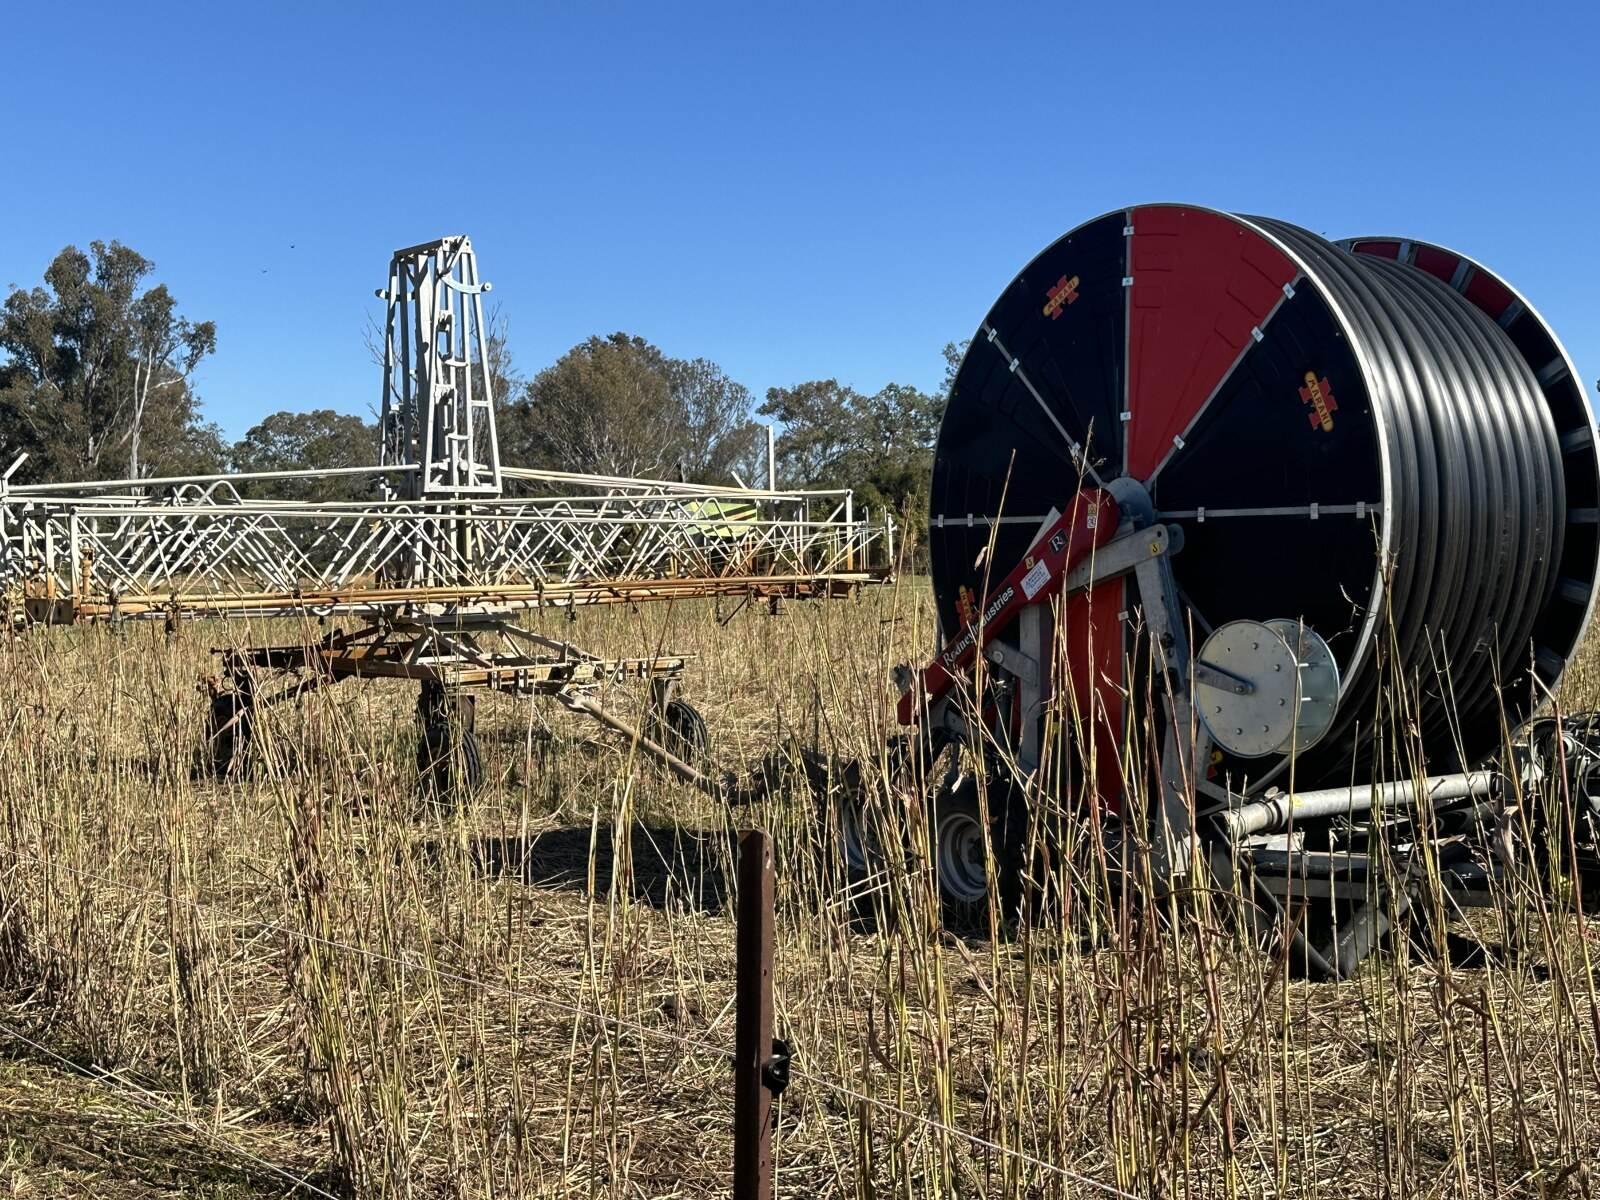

{"left": 932, "top": 205, "right": 1599, "bottom": 789}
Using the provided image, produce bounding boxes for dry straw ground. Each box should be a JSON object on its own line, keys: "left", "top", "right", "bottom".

{"left": 2, "top": 579, "right": 1599, "bottom": 1198}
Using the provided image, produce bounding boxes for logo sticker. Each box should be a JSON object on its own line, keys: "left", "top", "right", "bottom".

{"left": 1043, "top": 275, "right": 1080, "bottom": 320}
{"left": 1299, "top": 371, "right": 1338, "bottom": 432}
{"left": 1049, "top": 531, "right": 1067, "bottom": 555}
{"left": 956, "top": 585, "right": 978, "bottom": 627}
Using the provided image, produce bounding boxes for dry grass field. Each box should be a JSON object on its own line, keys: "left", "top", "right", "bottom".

{"left": 2, "top": 578, "right": 1599, "bottom": 1198}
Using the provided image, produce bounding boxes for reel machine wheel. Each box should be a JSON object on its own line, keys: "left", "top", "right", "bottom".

{"left": 924, "top": 746, "right": 1029, "bottom": 926}
{"left": 827, "top": 731, "right": 1029, "bottom": 923}
{"left": 932, "top": 784, "right": 990, "bottom": 906}
{"left": 836, "top": 791, "right": 881, "bottom": 876}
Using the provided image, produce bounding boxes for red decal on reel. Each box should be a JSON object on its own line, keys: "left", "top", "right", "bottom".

{"left": 1043, "top": 274, "right": 1080, "bottom": 319}
{"left": 1299, "top": 372, "right": 1337, "bottom": 432}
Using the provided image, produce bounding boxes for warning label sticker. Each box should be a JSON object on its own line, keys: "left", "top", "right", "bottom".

{"left": 1021, "top": 559, "right": 1051, "bottom": 600}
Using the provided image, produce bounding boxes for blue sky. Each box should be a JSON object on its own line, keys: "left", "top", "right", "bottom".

{"left": 1, "top": 1, "right": 1595, "bottom": 441}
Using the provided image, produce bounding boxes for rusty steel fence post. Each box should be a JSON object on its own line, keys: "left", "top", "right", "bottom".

{"left": 734, "top": 828, "right": 776, "bottom": 1200}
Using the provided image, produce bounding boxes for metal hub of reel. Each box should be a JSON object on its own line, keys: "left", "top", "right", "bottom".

{"left": 1195, "top": 619, "right": 1339, "bottom": 759}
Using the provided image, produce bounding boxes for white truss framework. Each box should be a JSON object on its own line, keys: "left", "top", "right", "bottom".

{"left": 379, "top": 236, "right": 501, "bottom": 497}
{"left": 0, "top": 464, "right": 890, "bottom": 623}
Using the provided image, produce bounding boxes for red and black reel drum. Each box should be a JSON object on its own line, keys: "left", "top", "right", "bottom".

{"left": 932, "top": 204, "right": 1599, "bottom": 798}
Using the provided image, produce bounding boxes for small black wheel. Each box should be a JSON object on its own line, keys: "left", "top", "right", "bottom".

{"left": 657, "top": 698, "right": 709, "bottom": 764}
{"left": 787, "top": 751, "right": 879, "bottom": 882}
{"left": 927, "top": 757, "right": 1027, "bottom": 928}
{"left": 417, "top": 723, "right": 485, "bottom": 805}
{"left": 835, "top": 792, "right": 883, "bottom": 876}
{"left": 416, "top": 684, "right": 483, "bottom": 805}
{"left": 199, "top": 677, "right": 254, "bottom": 779}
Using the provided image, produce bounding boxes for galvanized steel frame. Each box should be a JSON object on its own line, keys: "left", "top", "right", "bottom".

{"left": 0, "top": 465, "right": 889, "bottom": 623}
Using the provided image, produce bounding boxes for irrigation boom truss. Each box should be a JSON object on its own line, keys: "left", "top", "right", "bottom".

{"left": 0, "top": 466, "right": 883, "bottom": 623}
{"left": 0, "top": 235, "right": 893, "bottom": 789}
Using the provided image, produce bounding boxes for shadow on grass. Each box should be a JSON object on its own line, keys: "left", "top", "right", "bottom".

{"left": 438, "top": 823, "right": 740, "bottom": 913}
{"left": 0, "top": 1040, "right": 341, "bottom": 1198}
{"left": 422, "top": 814, "right": 910, "bottom": 930}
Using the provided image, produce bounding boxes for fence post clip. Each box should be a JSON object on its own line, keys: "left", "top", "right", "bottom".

{"left": 762, "top": 1037, "right": 792, "bottom": 1097}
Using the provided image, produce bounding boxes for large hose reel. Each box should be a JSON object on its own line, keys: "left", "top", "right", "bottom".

{"left": 931, "top": 204, "right": 1600, "bottom": 794}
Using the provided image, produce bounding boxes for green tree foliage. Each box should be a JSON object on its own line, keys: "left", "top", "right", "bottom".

{"left": 941, "top": 339, "right": 968, "bottom": 398}
{"left": 230, "top": 409, "right": 378, "bottom": 500}
{"left": 670, "top": 356, "right": 764, "bottom": 484}
{"left": 501, "top": 333, "right": 762, "bottom": 483}
{"left": 0, "top": 241, "right": 218, "bottom": 482}
{"left": 757, "top": 378, "right": 943, "bottom": 545}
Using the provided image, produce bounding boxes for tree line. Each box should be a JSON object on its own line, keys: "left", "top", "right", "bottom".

{"left": 2, "top": 241, "right": 957, "bottom": 536}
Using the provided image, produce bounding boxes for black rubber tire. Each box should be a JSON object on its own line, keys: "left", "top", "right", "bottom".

{"left": 416, "top": 684, "right": 483, "bottom": 805}
{"left": 200, "top": 686, "right": 253, "bottom": 779}
{"left": 928, "top": 767, "right": 1027, "bottom": 929}
{"left": 417, "top": 724, "right": 484, "bottom": 805}
{"left": 658, "top": 698, "right": 709, "bottom": 764}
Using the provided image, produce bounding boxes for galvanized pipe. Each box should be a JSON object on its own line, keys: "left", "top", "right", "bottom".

{"left": 1219, "top": 771, "right": 1498, "bottom": 839}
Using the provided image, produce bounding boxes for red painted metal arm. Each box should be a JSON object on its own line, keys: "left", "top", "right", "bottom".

{"left": 897, "top": 490, "right": 1117, "bottom": 725}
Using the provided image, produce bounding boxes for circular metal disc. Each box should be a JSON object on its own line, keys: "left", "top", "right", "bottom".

{"left": 1265, "top": 618, "right": 1341, "bottom": 753}
{"left": 1196, "top": 620, "right": 1302, "bottom": 758}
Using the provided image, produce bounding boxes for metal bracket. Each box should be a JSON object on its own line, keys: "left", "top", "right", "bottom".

{"left": 1191, "top": 659, "right": 1255, "bottom": 696}
{"left": 1062, "top": 523, "right": 1177, "bottom": 594}
{"left": 762, "top": 1037, "right": 793, "bottom": 1096}
{"left": 984, "top": 639, "right": 1039, "bottom": 687}
{"left": 1131, "top": 550, "right": 1211, "bottom": 884}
